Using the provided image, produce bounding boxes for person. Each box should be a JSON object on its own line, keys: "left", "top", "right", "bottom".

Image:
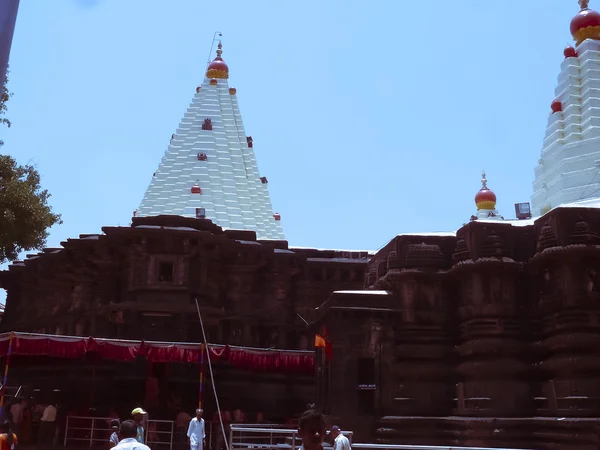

{"left": 131, "top": 408, "right": 147, "bottom": 444}
{"left": 37, "top": 402, "right": 56, "bottom": 450}
{"left": 187, "top": 409, "right": 206, "bottom": 450}
{"left": 109, "top": 419, "right": 120, "bottom": 448}
{"left": 0, "top": 420, "right": 17, "bottom": 450}
{"left": 176, "top": 410, "right": 192, "bottom": 446}
{"left": 9, "top": 399, "right": 24, "bottom": 438}
{"left": 19, "top": 405, "right": 31, "bottom": 444}
{"left": 330, "top": 426, "right": 350, "bottom": 450}
{"left": 211, "top": 409, "right": 231, "bottom": 450}
{"left": 112, "top": 420, "right": 150, "bottom": 450}
{"left": 297, "top": 410, "right": 326, "bottom": 450}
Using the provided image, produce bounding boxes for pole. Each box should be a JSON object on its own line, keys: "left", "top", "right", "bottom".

{"left": 0, "top": 0, "right": 20, "bottom": 89}
{"left": 194, "top": 299, "right": 227, "bottom": 448}
{"left": 91, "top": 363, "right": 96, "bottom": 407}
{"left": 205, "top": 31, "right": 222, "bottom": 68}
{"left": 0, "top": 332, "right": 15, "bottom": 407}
{"left": 198, "top": 343, "right": 205, "bottom": 409}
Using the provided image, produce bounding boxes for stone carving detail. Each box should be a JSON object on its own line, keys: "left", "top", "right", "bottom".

{"left": 537, "top": 220, "right": 558, "bottom": 251}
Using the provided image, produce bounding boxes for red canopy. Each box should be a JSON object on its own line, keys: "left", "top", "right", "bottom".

{"left": 0, "top": 332, "right": 315, "bottom": 375}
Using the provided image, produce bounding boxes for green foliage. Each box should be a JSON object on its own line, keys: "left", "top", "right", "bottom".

{"left": 0, "top": 68, "right": 12, "bottom": 147}
{"left": 0, "top": 156, "right": 62, "bottom": 263}
{"left": 0, "top": 67, "right": 62, "bottom": 263}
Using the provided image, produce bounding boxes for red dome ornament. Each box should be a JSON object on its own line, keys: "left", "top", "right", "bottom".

{"left": 571, "top": 0, "right": 600, "bottom": 45}
{"left": 191, "top": 184, "right": 202, "bottom": 194}
{"left": 551, "top": 99, "right": 563, "bottom": 113}
{"left": 564, "top": 45, "right": 578, "bottom": 58}
{"left": 475, "top": 172, "right": 497, "bottom": 211}
{"left": 206, "top": 42, "right": 229, "bottom": 79}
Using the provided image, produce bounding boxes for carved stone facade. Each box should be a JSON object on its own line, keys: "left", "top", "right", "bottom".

{"left": 316, "top": 206, "right": 600, "bottom": 448}
{"left": 0, "top": 215, "right": 369, "bottom": 417}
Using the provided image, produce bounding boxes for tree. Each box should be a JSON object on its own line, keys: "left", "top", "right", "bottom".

{"left": 0, "top": 69, "right": 62, "bottom": 263}
{"left": 0, "top": 68, "right": 12, "bottom": 147}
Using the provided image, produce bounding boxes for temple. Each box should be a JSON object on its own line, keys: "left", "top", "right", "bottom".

{"left": 532, "top": 0, "right": 600, "bottom": 216}
{"left": 137, "top": 43, "right": 284, "bottom": 241}
{"left": 6, "top": 3, "right": 600, "bottom": 449}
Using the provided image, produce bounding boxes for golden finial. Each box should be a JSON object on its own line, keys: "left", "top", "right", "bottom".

{"left": 481, "top": 171, "right": 488, "bottom": 189}
{"left": 580, "top": 0, "right": 590, "bottom": 10}
{"left": 216, "top": 41, "right": 223, "bottom": 58}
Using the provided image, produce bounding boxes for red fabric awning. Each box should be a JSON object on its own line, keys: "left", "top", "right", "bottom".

{"left": 0, "top": 332, "right": 314, "bottom": 375}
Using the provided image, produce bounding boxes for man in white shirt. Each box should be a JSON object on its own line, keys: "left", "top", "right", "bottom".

{"left": 9, "top": 399, "right": 24, "bottom": 436}
{"left": 37, "top": 403, "right": 57, "bottom": 450}
{"left": 187, "top": 408, "right": 206, "bottom": 450}
{"left": 330, "top": 426, "right": 351, "bottom": 450}
{"left": 113, "top": 420, "right": 151, "bottom": 450}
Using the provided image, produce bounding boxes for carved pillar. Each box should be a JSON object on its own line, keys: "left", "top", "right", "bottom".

{"left": 383, "top": 244, "right": 454, "bottom": 416}
{"left": 532, "top": 216, "right": 600, "bottom": 416}
{"left": 451, "top": 228, "right": 531, "bottom": 417}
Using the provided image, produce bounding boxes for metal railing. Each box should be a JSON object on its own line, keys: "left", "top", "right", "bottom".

{"left": 226, "top": 425, "right": 529, "bottom": 450}
{"left": 63, "top": 416, "right": 114, "bottom": 448}
{"left": 353, "top": 445, "right": 532, "bottom": 450}
{"left": 63, "top": 416, "right": 174, "bottom": 450}
{"left": 228, "top": 425, "right": 353, "bottom": 450}
{"left": 147, "top": 419, "right": 175, "bottom": 450}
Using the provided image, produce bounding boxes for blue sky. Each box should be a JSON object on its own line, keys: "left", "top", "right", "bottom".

{"left": 4, "top": 0, "right": 580, "bottom": 255}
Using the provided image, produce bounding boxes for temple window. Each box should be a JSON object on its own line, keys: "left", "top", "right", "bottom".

{"left": 158, "top": 261, "right": 174, "bottom": 282}
{"left": 202, "top": 118, "right": 213, "bottom": 130}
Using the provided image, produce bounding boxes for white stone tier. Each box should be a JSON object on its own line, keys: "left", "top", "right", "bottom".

{"left": 137, "top": 76, "right": 284, "bottom": 240}
{"left": 532, "top": 39, "right": 600, "bottom": 216}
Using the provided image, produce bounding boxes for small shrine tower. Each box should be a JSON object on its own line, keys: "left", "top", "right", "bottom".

{"left": 137, "top": 42, "right": 285, "bottom": 240}
{"left": 471, "top": 172, "right": 504, "bottom": 221}
{"left": 532, "top": 0, "right": 600, "bottom": 216}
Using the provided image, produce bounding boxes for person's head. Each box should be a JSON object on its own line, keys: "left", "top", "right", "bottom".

{"left": 330, "top": 426, "right": 341, "bottom": 439}
{"left": 298, "top": 409, "right": 326, "bottom": 450}
{"left": 0, "top": 420, "right": 9, "bottom": 434}
{"left": 131, "top": 407, "right": 147, "bottom": 424}
{"left": 120, "top": 420, "right": 138, "bottom": 439}
{"left": 196, "top": 409, "right": 203, "bottom": 419}
{"left": 111, "top": 419, "right": 120, "bottom": 432}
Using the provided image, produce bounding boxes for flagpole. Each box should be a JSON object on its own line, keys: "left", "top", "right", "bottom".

{"left": 205, "top": 31, "right": 222, "bottom": 69}
{"left": 199, "top": 343, "right": 205, "bottom": 409}
{"left": 0, "top": 332, "right": 15, "bottom": 407}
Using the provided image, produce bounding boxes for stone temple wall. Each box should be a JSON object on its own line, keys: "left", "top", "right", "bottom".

{"left": 316, "top": 206, "right": 600, "bottom": 449}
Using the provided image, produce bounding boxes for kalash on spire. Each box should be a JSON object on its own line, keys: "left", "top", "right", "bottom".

{"left": 136, "top": 41, "right": 285, "bottom": 240}
{"left": 470, "top": 172, "right": 504, "bottom": 222}
{"left": 531, "top": 0, "right": 600, "bottom": 217}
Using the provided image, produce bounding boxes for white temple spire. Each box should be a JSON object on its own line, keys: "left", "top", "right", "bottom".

{"left": 137, "top": 42, "right": 285, "bottom": 240}
{"left": 531, "top": 0, "right": 600, "bottom": 216}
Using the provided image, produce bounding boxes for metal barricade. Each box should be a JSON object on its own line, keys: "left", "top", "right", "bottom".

{"left": 353, "top": 445, "right": 532, "bottom": 450}
{"left": 63, "top": 416, "right": 113, "bottom": 448}
{"left": 228, "top": 425, "right": 353, "bottom": 450}
{"left": 210, "top": 422, "right": 286, "bottom": 450}
{"left": 63, "top": 416, "right": 174, "bottom": 450}
{"left": 229, "top": 426, "right": 298, "bottom": 450}
{"left": 147, "top": 419, "right": 175, "bottom": 450}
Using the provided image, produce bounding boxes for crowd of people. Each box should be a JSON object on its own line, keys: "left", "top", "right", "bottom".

{"left": 0, "top": 398, "right": 58, "bottom": 449}
{"left": 0, "top": 396, "right": 351, "bottom": 450}
{"left": 105, "top": 406, "right": 352, "bottom": 450}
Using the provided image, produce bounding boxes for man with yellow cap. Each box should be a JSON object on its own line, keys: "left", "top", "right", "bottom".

{"left": 131, "top": 408, "right": 147, "bottom": 444}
